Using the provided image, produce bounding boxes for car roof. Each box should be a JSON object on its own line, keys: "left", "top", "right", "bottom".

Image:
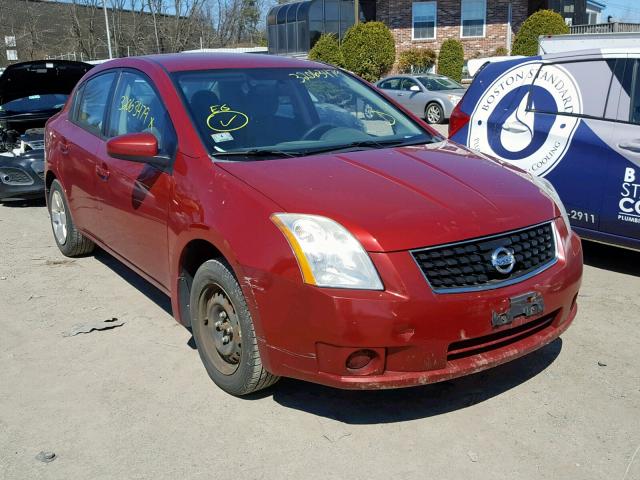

{"left": 89, "top": 53, "right": 325, "bottom": 73}
{"left": 378, "top": 73, "right": 453, "bottom": 82}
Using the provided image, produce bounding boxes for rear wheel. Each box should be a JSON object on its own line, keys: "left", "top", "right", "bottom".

{"left": 48, "top": 180, "right": 95, "bottom": 257}
{"left": 190, "top": 259, "right": 279, "bottom": 396}
{"left": 425, "top": 102, "right": 444, "bottom": 124}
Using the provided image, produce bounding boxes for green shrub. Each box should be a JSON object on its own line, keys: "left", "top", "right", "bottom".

{"left": 397, "top": 48, "right": 436, "bottom": 74}
{"left": 308, "top": 33, "right": 344, "bottom": 67}
{"left": 494, "top": 46, "right": 509, "bottom": 56}
{"left": 437, "top": 38, "right": 464, "bottom": 82}
{"left": 512, "top": 9, "right": 569, "bottom": 56}
{"left": 341, "top": 22, "right": 395, "bottom": 82}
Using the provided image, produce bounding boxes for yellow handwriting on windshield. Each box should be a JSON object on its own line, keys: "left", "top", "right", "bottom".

{"left": 206, "top": 104, "right": 249, "bottom": 133}
{"left": 289, "top": 69, "right": 340, "bottom": 83}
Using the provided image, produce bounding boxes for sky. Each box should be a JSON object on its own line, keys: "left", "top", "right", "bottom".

{"left": 602, "top": 0, "right": 640, "bottom": 23}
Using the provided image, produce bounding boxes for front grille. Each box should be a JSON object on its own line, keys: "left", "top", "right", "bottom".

{"left": 35, "top": 171, "right": 45, "bottom": 181}
{"left": 0, "top": 167, "right": 34, "bottom": 186}
{"left": 411, "top": 222, "right": 556, "bottom": 293}
{"left": 447, "top": 311, "right": 556, "bottom": 362}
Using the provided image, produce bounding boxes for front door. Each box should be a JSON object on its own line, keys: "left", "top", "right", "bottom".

{"left": 96, "top": 70, "right": 176, "bottom": 289}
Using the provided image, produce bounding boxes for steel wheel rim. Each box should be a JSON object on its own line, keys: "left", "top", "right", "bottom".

{"left": 50, "top": 190, "right": 68, "bottom": 245}
{"left": 364, "top": 103, "right": 374, "bottom": 119}
{"left": 427, "top": 105, "right": 441, "bottom": 123}
{"left": 198, "top": 284, "right": 242, "bottom": 375}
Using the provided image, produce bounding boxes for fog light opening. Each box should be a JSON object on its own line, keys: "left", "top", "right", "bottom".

{"left": 346, "top": 349, "right": 377, "bottom": 371}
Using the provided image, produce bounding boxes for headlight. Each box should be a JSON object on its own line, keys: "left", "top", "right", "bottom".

{"left": 530, "top": 176, "right": 571, "bottom": 234}
{"left": 447, "top": 95, "right": 461, "bottom": 105}
{"left": 271, "top": 213, "right": 383, "bottom": 290}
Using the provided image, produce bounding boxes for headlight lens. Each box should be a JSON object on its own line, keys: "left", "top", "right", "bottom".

{"left": 272, "top": 213, "right": 383, "bottom": 290}
{"left": 447, "top": 94, "right": 461, "bottom": 105}
{"left": 531, "top": 176, "right": 571, "bottom": 234}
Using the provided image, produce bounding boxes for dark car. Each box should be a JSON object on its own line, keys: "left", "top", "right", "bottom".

{"left": 45, "top": 54, "right": 582, "bottom": 396}
{"left": 0, "top": 60, "right": 92, "bottom": 201}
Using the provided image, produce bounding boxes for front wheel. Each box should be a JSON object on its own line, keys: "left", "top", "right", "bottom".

{"left": 48, "top": 179, "right": 95, "bottom": 257}
{"left": 190, "top": 259, "right": 279, "bottom": 396}
{"left": 425, "top": 102, "right": 444, "bottom": 124}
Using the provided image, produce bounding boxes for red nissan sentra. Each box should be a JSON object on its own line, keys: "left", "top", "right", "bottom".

{"left": 44, "top": 54, "right": 582, "bottom": 395}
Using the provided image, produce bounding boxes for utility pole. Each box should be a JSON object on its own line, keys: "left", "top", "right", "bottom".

{"left": 103, "top": 0, "right": 113, "bottom": 59}
{"left": 354, "top": 0, "right": 359, "bottom": 24}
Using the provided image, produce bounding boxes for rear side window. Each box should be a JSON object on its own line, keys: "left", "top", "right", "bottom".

{"left": 529, "top": 60, "right": 613, "bottom": 119}
{"left": 626, "top": 60, "right": 640, "bottom": 124}
{"left": 74, "top": 72, "right": 116, "bottom": 136}
{"left": 107, "top": 71, "right": 176, "bottom": 155}
{"left": 379, "top": 78, "right": 401, "bottom": 90}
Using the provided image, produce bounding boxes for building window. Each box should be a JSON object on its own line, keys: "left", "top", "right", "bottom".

{"left": 461, "top": 0, "right": 486, "bottom": 38}
{"left": 413, "top": 2, "right": 436, "bottom": 40}
{"left": 5, "top": 36, "right": 16, "bottom": 47}
{"left": 6, "top": 50, "right": 17, "bottom": 61}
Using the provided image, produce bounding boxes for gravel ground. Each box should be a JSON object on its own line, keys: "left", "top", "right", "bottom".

{"left": 1, "top": 196, "right": 639, "bottom": 480}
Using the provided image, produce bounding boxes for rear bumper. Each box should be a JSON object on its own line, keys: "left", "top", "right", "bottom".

{"left": 246, "top": 219, "right": 583, "bottom": 389}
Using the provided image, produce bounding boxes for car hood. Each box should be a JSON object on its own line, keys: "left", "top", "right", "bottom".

{"left": 219, "top": 141, "right": 557, "bottom": 252}
{"left": 0, "top": 60, "right": 92, "bottom": 105}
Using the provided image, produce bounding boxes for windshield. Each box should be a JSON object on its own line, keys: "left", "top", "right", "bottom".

{"left": 173, "top": 68, "right": 436, "bottom": 158}
{"left": 0, "top": 94, "right": 68, "bottom": 114}
{"left": 417, "top": 76, "right": 464, "bottom": 91}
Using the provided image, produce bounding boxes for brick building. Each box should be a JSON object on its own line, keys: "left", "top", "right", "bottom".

{"left": 377, "top": 0, "right": 529, "bottom": 58}
{"left": 268, "top": 0, "right": 608, "bottom": 61}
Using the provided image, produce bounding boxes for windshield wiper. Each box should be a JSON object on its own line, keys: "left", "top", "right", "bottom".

{"left": 212, "top": 149, "right": 303, "bottom": 159}
{"left": 302, "top": 137, "right": 431, "bottom": 155}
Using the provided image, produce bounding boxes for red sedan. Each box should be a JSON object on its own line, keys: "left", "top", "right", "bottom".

{"left": 44, "top": 54, "right": 582, "bottom": 395}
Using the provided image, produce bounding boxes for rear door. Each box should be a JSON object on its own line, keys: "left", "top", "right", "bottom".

{"left": 377, "top": 77, "right": 402, "bottom": 101}
{"left": 602, "top": 56, "right": 640, "bottom": 244}
{"left": 96, "top": 69, "right": 175, "bottom": 288}
{"left": 57, "top": 71, "right": 117, "bottom": 237}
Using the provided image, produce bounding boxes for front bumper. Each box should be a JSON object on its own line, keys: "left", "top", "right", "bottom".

{"left": 0, "top": 153, "right": 45, "bottom": 200}
{"left": 246, "top": 219, "right": 583, "bottom": 389}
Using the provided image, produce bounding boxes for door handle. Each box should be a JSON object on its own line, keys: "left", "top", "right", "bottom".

{"left": 59, "top": 137, "right": 69, "bottom": 155}
{"left": 618, "top": 140, "right": 640, "bottom": 153}
{"left": 502, "top": 122, "right": 529, "bottom": 133}
{"left": 95, "top": 164, "right": 110, "bottom": 181}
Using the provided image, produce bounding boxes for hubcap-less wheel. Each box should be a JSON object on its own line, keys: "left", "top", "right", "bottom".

{"left": 50, "top": 190, "right": 68, "bottom": 245}
{"left": 364, "top": 103, "right": 374, "bottom": 120}
{"left": 426, "top": 104, "right": 442, "bottom": 124}
{"left": 199, "top": 287, "right": 242, "bottom": 375}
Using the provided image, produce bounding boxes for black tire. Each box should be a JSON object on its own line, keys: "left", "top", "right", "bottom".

{"left": 48, "top": 179, "right": 95, "bottom": 257}
{"left": 190, "top": 259, "right": 279, "bottom": 396}
{"left": 425, "top": 102, "right": 444, "bottom": 124}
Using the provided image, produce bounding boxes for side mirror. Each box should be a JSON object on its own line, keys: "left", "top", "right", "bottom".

{"left": 106, "top": 132, "right": 168, "bottom": 169}
{"left": 410, "top": 85, "right": 421, "bottom": 92}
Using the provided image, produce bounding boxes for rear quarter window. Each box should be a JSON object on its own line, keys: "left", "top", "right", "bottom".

{"left": 73, "top": 72, "right": 117, "bottom": 136}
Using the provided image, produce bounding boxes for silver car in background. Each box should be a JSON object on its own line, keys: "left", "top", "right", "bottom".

{"left": 375, "top": 74, "right": 466, "bottom": 124}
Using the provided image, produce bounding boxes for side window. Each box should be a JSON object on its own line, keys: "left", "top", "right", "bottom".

{"left": 400, "top": 78, "right": 419, "bottom": 91}
{"left": 380, "top": 78, "right": 401, "bottom": 90}
{"left": 530, "top": 60, "right": 613, "bottom": 119}
{"left": 108, "top": 71, "right": 175, "bottom": 155}
{"left": 75, "top": 73, "right": 116, "bottom": 136}
{"left": 604, "top": 58, "right": 632, "bottom": 120}
{"left": 626, "top": 60, "right": 640, "bottom": 124}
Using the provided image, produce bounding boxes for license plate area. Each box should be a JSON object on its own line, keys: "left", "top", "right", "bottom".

{"left": 492, "top": 292, "right": 544, "bottom": 328}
